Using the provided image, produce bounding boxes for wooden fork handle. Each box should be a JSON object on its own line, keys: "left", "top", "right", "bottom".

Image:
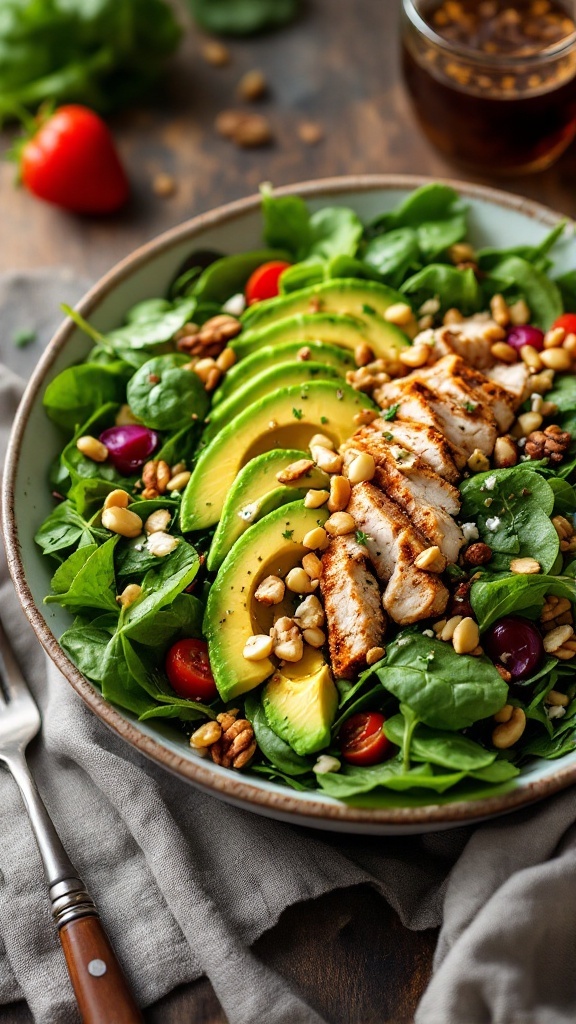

{"left": 59, "top": 914, "right": 142, "bottom": 1024}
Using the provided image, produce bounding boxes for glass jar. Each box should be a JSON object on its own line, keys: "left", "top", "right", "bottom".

{"left": 401, "top": 0, "right": 576, "bottom": 174}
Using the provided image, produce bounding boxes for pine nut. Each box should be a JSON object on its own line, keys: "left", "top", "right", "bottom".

{"left": 285, "top": 567, "right": 317, "bottom": 594}
{"left": 545, "top": 690, "right": 570, "bottom": 707}
{"left": 520, "top": 345, "right": 543, "bottom": 372}
{"left": 303, "top": 527, "right": 329, "bottom": 550}
{"left": 194, "top": 357, "right": 218, "bottom": 383}
{"left": 294, "top": 594, "right": 325, "bottom": 628}
{"left": 311, "top": 445, "right": 343, "bottom": 473}
{"left": 517, "top": 411, "right": 543, "bottom": 436}
{"left": 540, "top": 401, "right": 558, "bottom": 417}
{"left": 216, "top": 347, "right": 237, "bottom": 372}
{"left": 115, "top": 404, "right": 140, "bottom": 426}
{"left": 102, "top": 506, "right": 143, "bottom": 538}
{"left": 490, "top": 294, "right": 510, "bottom": 327}
{"left": 190, "top": 720, "right": 222, "bottom": 747}
{"left": 302, "top": 553, "right": 323, "bottom": 580}
{"left": 414, "top": 545, "right": 447, "bottom": 573}
{"left": 167, "top": 471, "right": 192, "bottom": 492}
{"left": 490, "top": 342, "right": 517, "bottom": 363}
{"left": 452, "top": 617, "right": 480, "bottom": 655}
{"left": 563, "top": 333, "right": 576, "bottom": 357}
{"left": 355, "top": 343, "right": 374, "bottom": 367}
{"left": 443, "top": 308, "right": 464, "bottom": 325}
{"left": 440, "top": 615, "right": 463, "bottom": 642}
{"left": 399, "top": 344, "right": 431, "bottom": 369}
{"left": 467, "top": 449, "right": 491, "bottom": 473}
{"left": 509, "top": 299, "right": 531, "bottom": 325}
{"left": 277, "top": 459, "right": 315, "bottom": 484}
{"left": 254, "top": 575, "right": 285, "bottom": 605}
{"left": 366, "top": 646, "right": 385, "bottom": 665}
{"left": 274, "top": 636, "right": 304, "bottom": 663}
{"left": 303, "top": 627, "right": 326, "bottom": 648}
{"left": 541, "top": 348, "right": 571, "bottom": 371}
{"left": 103, "top": 489, "right": 131, "bottom": 510}
{"left": 310, "top": 433, "right": 334, "bottom": 450}
{"left": 544, "top": 624, "right": 575, "bottom": 653}
{"left": 347, "top": 452, "right": 376, "bottom": 484}
{"left": 243, "top": 634, "right": 274, "bottom": 661}
{"left": 510, "top": 557, "right": 541, "bottom": 574}
{"left": 493, "top": 435, "right": 518, "bottom": 468}
{"left": 145, "top": 509, "right": 172, "bottom": 534}
{"left": 494, "top": 704, "right": 514, "bottom": 723}
{"left": 544, "top": 326, "right": 566, "bottom": 348}
{"left": 76, "top": 435, "right": 108, "bottom": 462}
{"left": 327, "top": 475, "right": 351, "bottom": 513}
{"left": 325, "top": 512, "right": 356, "bottom": 537}
{"left": 384, "top": 302, "right": 414, "bottom": 326}
{"left": 116, "top": 583, "right": 142, "bottom": 609}
{"left": 304, "top": 489, "right": 330, "bottom": 509}
{"left": 492, "top": 707, "right": 526, "bottom": 749}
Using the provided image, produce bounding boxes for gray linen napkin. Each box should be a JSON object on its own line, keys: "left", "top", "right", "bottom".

{"left": 1, "top": 271, "right": 575, "bottom": 1024}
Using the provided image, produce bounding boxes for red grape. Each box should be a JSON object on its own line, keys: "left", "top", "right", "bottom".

{"left": 100, "top": 424, "right": 159, "bottom": 476}
{"left": 484, "top": 616, "right": 544, "bottom": 680}
{"left": 506, "top": 326, "right": 544, "bottom": 352}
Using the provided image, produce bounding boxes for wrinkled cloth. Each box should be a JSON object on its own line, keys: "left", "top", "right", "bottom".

{"left": 0, "top": 271, "right": 575, "bottom": 1024}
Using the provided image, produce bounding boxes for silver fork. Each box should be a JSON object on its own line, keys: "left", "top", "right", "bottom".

{"left": 0, "top": 617, "right": 142, "bottom": 1023}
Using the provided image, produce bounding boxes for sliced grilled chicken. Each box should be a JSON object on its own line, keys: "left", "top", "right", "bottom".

{"left": 373, "top": 379, "right": 468, "bottom": 468}
{"left": 346, "top": 483, "right": 449, "bottom": 624}
{"left": 428, "top": 319, "right": 504, "bottom": 369}
{"left": 360, "top": 418, "right": 461, "bottom": 483}
{"left": 320, "top": 534, "right": 386, "bottom": 679}
{"left": 343, "top": 438, "right": 464, "bottom": 562}
{"left": 376, "top": 379, "right": 497, "bottom": 457}
{"left": 418, "top": 354, "right": 517, "bottom": 432}
{"left": 484, "top": 361, "right": 530, "bottom": 401}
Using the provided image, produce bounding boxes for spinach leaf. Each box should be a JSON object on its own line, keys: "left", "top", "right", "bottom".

{"left": 187, "top": 0, "right": 300, "bottom": 35}
{"left": 308, "top": 207, "right": 363, "bottom": 261}
{"left": 126, "top": 299, "right": 172, "bottom": 323}
{"left": 60, "top": 615, "right": 117, "bottom": 683}
{"left": 317, "top": 757, "right": 469, "bottom": 798}
{"left": 556, "top": 269, "right": 576, "bottom": 312}
{"left": 416, "top": 214, "right": 467, "bottom": 261}
{"left": 35, "top": 502, "right": 95, "bottom": 558}
{"left": 67, "top": 479, "right": 121, "bottom": 518}
{"left": 363, "top": 228, "right": 421, "bottom": 288}
{"left": 261, "top": 190, "right": 311, "bottom": 258}
{"left": 106, "top": 298, "right": 197, "bottom": 366}
{"left": 245, "top": 694, "right": 312, "bottom": 776}
{"left": 401, "top": 265, "right": 480, "bottom": 314}
{"left": 250, "top": 766, "right": 311, "bottom": 791}
{"left": 46, "top": 536, "right": 120, "bottom": 613}
{"left": 546, "top": 373, "right": 576, "bottom": 414}
{"left": 59, "top": 403, "right": 123, "bottom": 492}
{"left": 471, "top": 573, "right": 576, "bottom": 632}
{"left": 100, "top": 635, "right": 159, "bottom": 717}
{"left": 120, "top": 539, "right": 200, "bottom": 640}
{"left": 375, "top": 184, "right": 465, "bottom": 231}
{"left": 124, "top": 593, "right": 203, "bottom": 647}
{"left": 279, "top": 258, "right": 325, "bottom": 294}
{"left": 43, "top": 362, "right": 131, "bottom": 432}
{"left": 375, "top": 633, "right": 507, "bottom": 730}
{"left": 460, "top": 465, "right": 559, "bottom": 573}
{"left": 550, "top": 478, "right": 576, "bottom": 516}
{"left": 478, "top": 222, "right": 567, "bottom": 273}
{"left": 384, "top": 714, "right": 496, "bottom": 770}
{"left": 193, "top": 250, "right": 289, "bottom": 303}
{"left": 127, "top": 354, "right": 209, "bottom": 430}
{"left": 485, "top": 256, "right": 563, "bottom": 329}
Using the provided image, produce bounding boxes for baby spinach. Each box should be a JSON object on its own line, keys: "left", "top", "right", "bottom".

{"left": 384, "top": 714, "right": 496, "bottom": 771}
{"left": 43, "top": 362, "right": 131, "bottom": 432}
{"left": 375, "top": 633, "right": 507, "bottom": 731}
{"left": 279, "top": 258, "right": 325, "bottom": 294}
{"left": 546, "top": 373, "right": 576, "bottom": 414}
{"left": 460, "top": 464, "right": 559, "bottom": 573}
{"left": 106, "top": 297, "right": 197, "bottom": 366}
{"left": 60, "top": 615, "right": 118, "bottom": 684}
{"left": 127, "top": 354, "right": 209, "bottom": 430}
{"left": 550, "top": 478, "right": 576, "bottom": 516}
{"left": 245, "top": 695, "right": 312, "bottom": 776}
{"left": 555, "top": 269, "right": 576, "bottom": 312}
{"left": 484, "top": 256, "right": 563, "bottom": 329}
{"left": 471, "top": 573, "right": 576, "bottom": 632}
{"left": 59, "top": 403, "right": 123, "bottom": 492}
{"left": 317, "top": 758, "right": 469, "bottom": 798}
{"left": 401, "top": 265, "right": 480, "bottom": 314}
{"left": 367, "top": 184, "right": 467, "bottom": 264}
{"left": 261, "top": 188, "right": 363, "bottom": 263}
{"left": 35, "top": 502, "right": 96, "bottom": 559}
{"left": 308, "top": 207, "right": 364, "bottom": 261}
{"left": 187, "top": 0, "right": 300, "bottom": 35}
{"left": 363, "top": 228, "right": 421, "bottom": 288}
{"left": 478, "top": 222, "right": 567, "bottom": 274}
{"left": 120, "top": 539, "right": 200, "bottom": 641}
{"left": 67, "top": 479, "right": 121, "bottom": 518}
{"left": 192, "top": 250, "right": 289, "bottom": 303}
{"left": 46, "top": 536, "right": 120, "bottom": 614}
{"left": 124, "top": 593, "right": 203, "bottom": 648}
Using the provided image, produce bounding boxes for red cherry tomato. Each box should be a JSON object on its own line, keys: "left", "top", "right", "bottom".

{"left": 20, "top": 105, "right": 130, "bottom": 214}
{"left": 245, "top": 261, "right": 292, "bottom": 305}
{"left": 552, "top": 313, "right": 576, "bottom": 335}
{"left": 165, "top": 639, "right": 217, "bottom": 702}
{"left": 339, "top": 712, "right": 393, "bottom": 767}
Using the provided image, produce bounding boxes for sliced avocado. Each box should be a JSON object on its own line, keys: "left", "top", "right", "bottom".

{"left": 263, "top": 648, "right": 338, "bottom": 756}
{"left": 203, "top": 361, "right": 344, "bottom": 445}
{"left": 204, "top": 501, "right": 329, "bottom": 700}
{"left": 212, "top": 339, "right": 356, "bottom": 406}
{"left": 241, "top": 279, "right": 405, "bottom": 329}
{"left": 180, "top": 380, "right": 375, "bottom": 531}
{"left": 232, "top": 312, "right": 375, "bottom": 359}
{"left": 207, "top": 448, "right": 329, "bottom": 572}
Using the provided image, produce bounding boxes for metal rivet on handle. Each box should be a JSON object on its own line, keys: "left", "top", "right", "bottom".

{"left": 87, "top": 959, "right": 107, "bottom": 977}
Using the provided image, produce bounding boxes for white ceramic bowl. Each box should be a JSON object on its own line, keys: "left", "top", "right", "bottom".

{"left": 5, "top": 174, "right": 576, "bottom": 834}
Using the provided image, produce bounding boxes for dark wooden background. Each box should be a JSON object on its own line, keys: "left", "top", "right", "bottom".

{"left": 2, "top": 1, "right": 576, "bottom": 1020}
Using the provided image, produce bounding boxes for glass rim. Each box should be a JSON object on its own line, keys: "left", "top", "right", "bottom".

{"left": 402, "top": 0, "right": 576, "bottom": 66}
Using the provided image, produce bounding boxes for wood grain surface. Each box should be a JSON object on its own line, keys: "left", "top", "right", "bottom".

{"left": 2, "top": 1, "right": 575, "bottom": 1021}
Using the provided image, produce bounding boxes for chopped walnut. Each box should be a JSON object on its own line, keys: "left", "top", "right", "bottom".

{"left": 142, "top": 459, "right": 171, "bottom": 499}
{"left": 448, "top": 580, "right": 473, "bottom": 619}
{"left": 209, "top": 710, "right": 257, "bottom": 769}
{"left": 540, "top": 595, "right": 574, "bottom": 633}
{"left": 463, "top": 542, "right": 493, "bottom": 566}
{"left": 525, "top": 424, "right": 571, "bottom": 464}
{"left": 176, "top": 314, "right": 241, "bottom": 359}
{"left": 552, "top": 515, "right": 576, "bottom": 553}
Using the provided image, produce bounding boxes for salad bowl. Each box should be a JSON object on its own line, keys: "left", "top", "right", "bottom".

{"left": 4, "top": 173, "right": 576, "bottom": 835}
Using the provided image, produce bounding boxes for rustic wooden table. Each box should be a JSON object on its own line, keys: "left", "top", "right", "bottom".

{"left": 2, "top": 1, "right": 576, "bottom": 1021}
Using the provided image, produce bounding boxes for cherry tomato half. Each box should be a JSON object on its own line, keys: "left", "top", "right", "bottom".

{"left": 245, "top": 260, "right": 292, "bottom": 305}
{"left": 165, "top": 639, "right": 217, "bottom": 702}
{"left": 553, "top": 313, "right": 576, "bottom": 335}
{"left": 339, "top": 712, "right": 393, "bottom": 767}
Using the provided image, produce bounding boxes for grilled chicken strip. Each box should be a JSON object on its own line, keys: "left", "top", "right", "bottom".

{"left": 343, "top": 437, "right": 464, "bottom": 562}
{"left": 484, "top": 361, "right": 530, "bottom": 400}
{"left": 375, "top": 379, "right": 497, "bottom": 458}
{"left": 364, "top": 418, "right": 461, "bottom": 483}
{"left": 347, "top": 483, "right": 449, "bottom": 624}
{"left": 428, "top": 319, "right": 504, "bottom": 369}
{"left": 417, "top": 354, "right": 517, "bottom": 432}
{"left": 320, "top": 533, "right": 386, "bottom": 679}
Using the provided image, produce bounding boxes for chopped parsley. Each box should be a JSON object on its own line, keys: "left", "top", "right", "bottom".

{"left": 320, "top": 416, "right": 328, "bottom": 424}
{"left": 463, "top": 401, "right": 477, "bottom": 413}
{"left": 383, "top": 404, "right": 399, "bottom": 422}
{"left": 292, "top": 408, "right": 303, "bottom": 420}
{"left": 383, "top": 431, "right": 394, "bottom": 441}
{"left": 356, "top": 530, "right": 370, "bottom": 546}
{"left": 282, "top": 528, "right": 294, "bottom": 540}
{"left": 362, "top": 303, "right": 376, "bottom": 315}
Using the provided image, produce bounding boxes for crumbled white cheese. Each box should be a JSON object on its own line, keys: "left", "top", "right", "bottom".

{"left": 422, "top": 629, "right": 435, "bottom": 638}
{"left": 485, "top": 516, "right": 501, "bottom": 532}
{"left": 147, "top": 532, "right": 179, "bottom": 557}
{"left": 546, "top": 705, "right": 566, "bottom": 721}
{"left": 397, "top": 637, "right": 411, "bottom": 647}
{"left": 222, "top": 292, "right": 246, "bottom": 316}
{"left": 134, "top": 544, "right": 143, "bottom": 552}
{"left": 462, "top": 522, "right": 479, "bottom": 542}
{"left": 483, "top": 475, "right": 497, "bottom": 491}
{"left": 313, "top": 755, "right": 341, "bottom": 775}
{"left": 238, "top": 502, "right": 259, "bottom": 523}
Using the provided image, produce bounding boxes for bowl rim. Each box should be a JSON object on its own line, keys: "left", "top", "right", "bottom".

{"left": 4, "top": 171, "right": 576, "bottom": 829}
